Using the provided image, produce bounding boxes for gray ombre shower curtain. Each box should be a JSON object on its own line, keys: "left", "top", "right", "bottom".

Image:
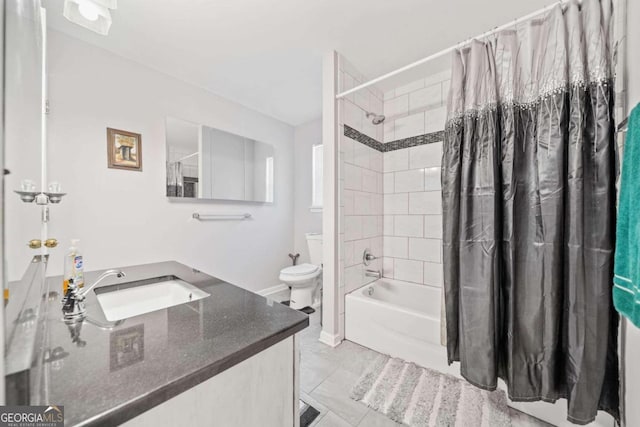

{"left": 441, "top": 0, "right": 619, "bottom": 423}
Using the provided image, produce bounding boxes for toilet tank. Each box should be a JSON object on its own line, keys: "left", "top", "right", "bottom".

{"left": 306, "top": 233, "right": 323, "bottom": 266}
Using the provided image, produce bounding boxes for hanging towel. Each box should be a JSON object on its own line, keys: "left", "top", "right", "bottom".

{"left": 614, "top": 103, "right": 640, "bottom": 327}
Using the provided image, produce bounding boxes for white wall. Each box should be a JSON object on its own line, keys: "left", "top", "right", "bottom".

{"left": 21, "top": 30, "right": 296, "bottom": 293}
{"left": 293, "top": 118, "right": 323, "bottom": 263}
{"left": 624, "top": 0, "right": 640, "bottom": 424}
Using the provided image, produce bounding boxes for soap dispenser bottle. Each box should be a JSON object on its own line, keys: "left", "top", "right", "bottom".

{"left": 63, "top": 239, "right": 84, "bottom": 294}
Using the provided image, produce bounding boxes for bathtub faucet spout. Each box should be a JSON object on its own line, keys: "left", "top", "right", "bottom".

{"left": 365, "top": 269, "right": 382, "bottom": 279}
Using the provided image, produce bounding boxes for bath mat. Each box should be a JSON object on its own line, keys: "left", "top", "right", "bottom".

{"left": 351, "top": 355, "right": 511, "bottom": 427}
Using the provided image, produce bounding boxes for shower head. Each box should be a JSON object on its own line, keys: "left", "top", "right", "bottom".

{"left": 366, "top": 112, "right": 386, "bottom": 125}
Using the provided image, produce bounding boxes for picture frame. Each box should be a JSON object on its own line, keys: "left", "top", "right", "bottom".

{"left": 107, "top": 127, "right": 143, "bottom": 171}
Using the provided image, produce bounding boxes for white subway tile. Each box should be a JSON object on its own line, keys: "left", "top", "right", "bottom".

{"left": 343, "top": 100, "right": 362, "bottom": 130}
{"left": 394, "top": 215, "right": 424, "bottom": 237}
{"left": 394, "top": 78, "right": 425, "bottom": 96}
{"left": 384, "top": 149, "right": 409, "bottom": 173}
{"left": 409, "top": 191, "right": 442, "bottom": 215}
{"left": 409, "top": 142, "right": 443, "bottom": 169}
{"left": 343, "top": 189, "right": 355, "bottom": 215}
{"left": 371, "top": 151, "right": 383, "bottom": 173}
{"left": 362, "top": 216, "right": 378, "bottom": 238}
{"left": 383, "top": 121, "right": 395, "bottom": 143}
{"left": 384, "top": 215, "right": 394, "bottom": 235}
{"left": 383, "top": 173, "right": 395, "bottom": 194}
{"left": 371, "top": 236, "right": 383, "bottom": 257}
{"left": 383, "top": 90, "right": 395, "bottom": 101}
{"left": 384, "top": 193, "right": 409, "bottom": 215}
{"left": 353, "top": 141, "right": 371, "bottom": 169}
{"left": 423, "top": 261, "right": 444, "bottom": 287}
{"left": 344, "top": 163, "right": 362, "bottom": 191}
{"left": 425, "top": 106, "right": 447, "bottom": 133}
{"left": 376, "top": 216, "right": 384, "bottom": 236}
{"left": 376, "top": 125, "right": 384, "bottom": 145}
{"left": 376, "top": 171, "right": 384, "bottom": 194}
{"left": 423, "top": 69, "right": 452, "bottom": 87}
{"left": 341, "top": 134, "right": 355, "bottom": 164}
{"left": 344, "top": 240, "right": 355, "bottom": 267}
{"left": 345, "top": 265, "right": 365, "bottom": 293}
{"left": 371, "top": 193, "right": 384, "bottom": 216}
{"left": 409, "top": 238, "right": 441, "bottom": 262}
{"left": 361, "top": 168, "right": 377, "bottom": 193}
{"left": 354, "top": 192, "right": 372, "bottom": 215}
{"left": 341, "top": 72, "right": 355, "bottom": 102}
{"left": 395, "top": 169, "right": 425, "bottom": 193}
{"left": 394, "top": 258, "right": 424, "bottom": 283}
{"left": 383, "top": 257, "right": 394, "bottom": 278}
{"left": 424, "top": 215, "right": 443, "bottom": 239}
{"left": 409, "top": 84, "right": 442, "bottom": 111}
{"left": 442, "top": 80, "right": 451, "bottom": 104}
{"left": 370, "top": 94, "right": 383, "bottom": 116}
{"left": 362, "top": 119, "right": 377, "bottom": 140}
{"left": 394, "top": 113, "right": 425, "bottom": 140}
{"left": 424, "top": 167, "right": 441, "bottom": 191}
{"left": 384, "top": 94, "right": 409, "bottom": 118}
{"left": 345, "top": 216, "right": 363, "bottom": 241}
{"left": 355, "top": 89, "right": 370, "bottom": 112}
{"left": 384, "top": 236, "right": 408, "bottom": 258}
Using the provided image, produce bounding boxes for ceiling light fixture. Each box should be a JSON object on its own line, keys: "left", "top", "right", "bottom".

{"left": 77, "top": 0, "right": 100, "bottom": 21}
{"left": 63, "top": 0, "right": 117, "bottom": 36}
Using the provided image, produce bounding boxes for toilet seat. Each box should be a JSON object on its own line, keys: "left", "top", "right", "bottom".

{"left": 279, "top": 263, "right": 321, "bottom": 285}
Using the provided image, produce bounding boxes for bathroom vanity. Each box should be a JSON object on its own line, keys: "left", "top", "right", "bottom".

{"left": 23, "top": 261, "right": 308, "bottom": 426}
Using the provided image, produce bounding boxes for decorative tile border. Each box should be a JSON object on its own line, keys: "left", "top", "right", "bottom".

{"left": 343, "top": 125, "right": 386, "bottom": 151}
{"left": 344, "top": 125, "right": 443, "bottom": 153}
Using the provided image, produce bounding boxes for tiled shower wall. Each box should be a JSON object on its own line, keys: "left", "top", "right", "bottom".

{"left": 383, "top": 71, "right": 450, "bottom": 142}
{"left": 382, "top": 142, "right": 443, "bottom": 285}
{"left": 335, "top": 60, "right": 450, "bottom": 340}
{"left": 382, "top": 73, "right": 450, "bottom": 287}
{"left": 337, "top": 55, "right": 385, "bottom": 340}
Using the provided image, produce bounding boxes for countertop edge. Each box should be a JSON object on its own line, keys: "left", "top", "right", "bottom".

{"left": 78, "top": 316, "right": 309, "bottom": 427}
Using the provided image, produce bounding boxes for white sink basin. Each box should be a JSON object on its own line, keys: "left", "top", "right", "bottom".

{"left": 95, "top": 277, "right": 210, "bottom": 321}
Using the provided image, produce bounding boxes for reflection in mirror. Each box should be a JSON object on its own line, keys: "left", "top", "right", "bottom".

{"left": 166, "top": 117, "right": 275, "bottom": 203}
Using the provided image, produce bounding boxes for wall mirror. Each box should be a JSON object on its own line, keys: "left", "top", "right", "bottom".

{"left": 166, "top": 117, "right": 275, "bottom": 203}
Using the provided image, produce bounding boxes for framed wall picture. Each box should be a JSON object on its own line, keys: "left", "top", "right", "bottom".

{"left": 107, "top": 127, "right": 143, "bottom": 171}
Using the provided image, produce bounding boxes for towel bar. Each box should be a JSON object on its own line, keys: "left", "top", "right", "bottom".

{"left": 192, "top": 213, "right": 252, "bottom": 220}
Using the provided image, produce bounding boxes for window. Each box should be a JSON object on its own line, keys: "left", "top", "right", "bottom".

{"left": 311, "top": 144, "right": 323, "bottom": 211}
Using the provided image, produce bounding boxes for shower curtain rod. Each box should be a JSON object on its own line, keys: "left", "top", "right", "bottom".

{"left": 335, "top": 1, "right": 567, "bottom": 99}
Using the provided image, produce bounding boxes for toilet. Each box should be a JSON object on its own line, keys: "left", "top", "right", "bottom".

{"left": 280, "top": 233, "right": 322, "bottom": 310}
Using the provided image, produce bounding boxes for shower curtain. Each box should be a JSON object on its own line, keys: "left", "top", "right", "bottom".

{"left": 441, "top": 0, "right": 619, "bottom": 424}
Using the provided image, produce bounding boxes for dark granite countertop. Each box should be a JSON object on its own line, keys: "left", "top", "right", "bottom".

{"left": 35, "top": 261, "right": 308, "bottom": 426}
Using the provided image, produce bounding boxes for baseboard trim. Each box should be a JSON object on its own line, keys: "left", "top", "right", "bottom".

{"left": 319, "top": 330, "right": 342, "bottom": 347}
{"left": 256, "top": 284, "right": 290, "bottom": 300}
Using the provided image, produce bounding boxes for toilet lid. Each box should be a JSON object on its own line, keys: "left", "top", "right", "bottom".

{"left": 281, "top": 263, "right": 319, "bottom": 276}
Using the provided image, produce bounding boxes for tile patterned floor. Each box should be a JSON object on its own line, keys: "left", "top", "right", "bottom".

{"left": 299, "top": 311, "right": 553, "bottom": 427}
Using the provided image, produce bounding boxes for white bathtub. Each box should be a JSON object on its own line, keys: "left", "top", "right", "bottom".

{"left": 345, "top": 278, "right": 457, "bottom": 376}
{"left": 345, "top": 278, "right": 615, "bottom": 427}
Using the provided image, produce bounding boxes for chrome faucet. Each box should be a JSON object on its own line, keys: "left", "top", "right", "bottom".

{"left": 365, "top": 269, "right": 381, "bottom": 279}
{"left": 62, "top": 269, "right": 126, "bottom": 322}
